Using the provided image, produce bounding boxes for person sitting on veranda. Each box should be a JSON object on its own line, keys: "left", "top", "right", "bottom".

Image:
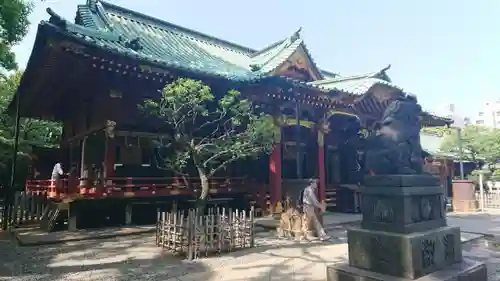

{"left": 51, "top": 162, "right": 64, "bottom": 181}
{"left": 302, "top": 179, "right": 331, "bottom": 241}
{"left": 51, "top": 162, "right": 66, "bottom": 192}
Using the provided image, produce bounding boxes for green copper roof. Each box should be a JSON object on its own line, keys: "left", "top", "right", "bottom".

{"left": 250, "top": 33, "right": 302, "bottom": 73}
{"left": 420, "top": 133, "right": 444, "bottom": 155}
{"left": 307, "top": 65, "right": 398, "bottom": 95}
{"left": 420, "top": 133, "right": 457, "bottom": 158}
{"left": 63, "top": 1, "right": 324, "bottom": 81}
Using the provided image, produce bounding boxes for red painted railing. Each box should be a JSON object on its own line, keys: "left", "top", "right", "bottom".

{"left": 25, "top": 176, "right": 264, "bottom": 200}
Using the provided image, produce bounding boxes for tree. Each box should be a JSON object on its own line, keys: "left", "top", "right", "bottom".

{"left": 140, "top": 78, "right": 275, "bottom": 208}
{"left": 421, "top": 126, "right": 452, "bottom": 137}
{"left": 0, "top": 0, "right": 33, "bottom": 71}
{"left": 0, "top": 71, "right": 61, "bottom": 189}
{"left": 439, "top": 125, "right": 500, "bottom": 166}
{"left": 475, "top": 128, "right": 500, "bottom": 168}
{"left": 0, "top": 71, "right": 61, "bottom": 146}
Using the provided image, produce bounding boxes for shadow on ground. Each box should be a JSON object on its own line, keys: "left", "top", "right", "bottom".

{"left": 0, "top": 222, "right": 353, "bottom": 281}
{"left": 0, "top": 233, "right": 213, "bottom": 281}
{"left": 178, "top": 224, "right": 351, "bottom": 281}
{"left": 221, "top": 237, "right": 348, "bottom": 281}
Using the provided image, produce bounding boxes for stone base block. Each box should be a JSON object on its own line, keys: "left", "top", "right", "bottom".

{"left": 361, "top": 175, "right": 447, "bottom": 234}
{"left": 347, "top": 226, "right": 462, "bottom": 279}
{"left": 327, "top": 258, "right": 487, "bottom": 281}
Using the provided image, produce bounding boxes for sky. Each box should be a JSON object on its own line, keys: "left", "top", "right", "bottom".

{"left": 13, "top": 0, "right": 500, "bottom": 117}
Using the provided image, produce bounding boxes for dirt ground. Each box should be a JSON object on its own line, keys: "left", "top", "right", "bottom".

{"left": 0, "top": 224, "right": 497, "bottom": 281}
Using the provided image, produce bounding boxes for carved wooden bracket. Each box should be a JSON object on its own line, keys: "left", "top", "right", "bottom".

{"left": 105, "top": 120, "right": 116, "bottom": 139}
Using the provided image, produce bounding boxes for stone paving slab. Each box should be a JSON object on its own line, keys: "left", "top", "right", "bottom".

{"left": 462, "top": 237, "right": 500, "bottom": 280}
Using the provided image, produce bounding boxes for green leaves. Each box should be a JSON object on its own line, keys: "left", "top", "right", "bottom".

{"left": 439, "top": 125, "right": 500, "bottom": 164}
{"left": 421, "top": 126, "right": 452, "bottom": 137}
{"left": 0, "top": 0, "right": 33, "bottom": 71}
{"left": 140, "top": 78, "right": 275, "bottom": 180}
{"left": 0, "top": 70, "right": 61, "bottom": 189}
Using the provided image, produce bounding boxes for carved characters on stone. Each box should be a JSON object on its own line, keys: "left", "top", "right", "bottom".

{"left": 421, "top": 239, "right": 436, "bottom": 269}
{"left": 369, "top": 235, "right": 401, "bottom": 276}
{"left": 442, "top": 234, "right": 455, "bottom": 262}
{"left": 363, "top": 96, "right": 425, "bottom": 175}
{"left": 351, "top": 238, "right": 369, "bottom": 267}
{"left": 373, "top": 199, "right": 394, "bottom": 223}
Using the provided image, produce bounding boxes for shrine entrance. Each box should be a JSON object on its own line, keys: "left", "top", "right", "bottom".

{"left": 324, "top": 113, "right": 364, "bottom": 212}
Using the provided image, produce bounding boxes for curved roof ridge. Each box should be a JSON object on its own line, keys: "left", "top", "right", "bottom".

{"left": 311, "top": 65, "right": 392, "bottom": 86}
{"left": 251, "top": 39, "right": 286, "bottom": 57}
{"left": 250, "top": 36, "right": 297, "bottom": 71}
{"left": 98, "top": 0, "right": 255, "bottom": 55}
{"left": 48, "top": 7, "right": 121, "bottom": 42}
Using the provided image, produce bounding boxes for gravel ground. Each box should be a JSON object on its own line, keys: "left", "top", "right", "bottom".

{"left": 0, "top": 225, "right": 349, "bottom": 281}
{"left": 0, "top": 233, "right": 209, "bottom": 281}
{"left": 0, "top": 225, "right": 497, "bottom": 281}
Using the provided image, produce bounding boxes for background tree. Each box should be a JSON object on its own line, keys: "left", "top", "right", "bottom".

{"left": 140, "top": 78, "right": 275, "bottom": 208}
{"left": 439, "top": 125, "right": 500, "bottom": 166}
{"left": 0, "top": 71, "right": 61, "bottom": 190}
{"left": 475, "top": 128, "right": 500, "bottom": 167}
{"left": 0, "top": 0, "right": 33, "bottom": 71}
{"left": 421, "top": 126, "right": 452, "bottom": 137}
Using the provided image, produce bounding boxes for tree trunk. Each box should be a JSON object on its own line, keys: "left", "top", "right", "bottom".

{"left": 196, "top": 166, "right": 209, "bottom": 214}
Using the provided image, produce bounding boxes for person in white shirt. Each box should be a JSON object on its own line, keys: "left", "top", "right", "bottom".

{"left": 51, "top": 162, "right": 64, "bottom": 181}
{"left": 302, "top": 179, "right": 330, "bottom": 241}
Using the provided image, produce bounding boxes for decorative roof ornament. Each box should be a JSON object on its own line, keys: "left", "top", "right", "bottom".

{"left": 290, "top": 27, "right": 302, "bottom": 42}
{"left": 125, "top": 37, "right": 143, "bottom": 52}
{"left": 46, "top": 8, "right": 66, "bottom": 29}
{"left": 370, "top": 64, "right": 392, "bottom": 82}
{"left": 87, "top": 0, "right": 98, "bottom": 12}
{"left": 249, "top": 64, "right": 261, "bottom": 72}
{"left": 381, "top": 64, "right": 391, "bottom": 73}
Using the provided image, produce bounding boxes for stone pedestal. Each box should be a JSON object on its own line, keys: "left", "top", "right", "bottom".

{"left": 327, "top": 175, "right": 486, "bottom": 281}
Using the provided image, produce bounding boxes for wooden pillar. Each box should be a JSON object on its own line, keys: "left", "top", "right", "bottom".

{"left": 78, "top": 136, "right": 88, "bottom": 193}
{"left": 269, "top": 121, "right": 282, "bottom": 214}
{"left": 104, "top": 137, "right": 116, "bottom": 186}
{"left": 125, "top": 203, "right": 132, "bottom": 225}
{"left": 68, "top": 202, "right": 78, "bottom": 232}
{"left": 318, "top": 130, "right": 326, "bottom": 207}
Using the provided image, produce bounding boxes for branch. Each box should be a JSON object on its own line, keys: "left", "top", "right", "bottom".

{"left": 202, "top": 149, "right": 232, "bottom": 167}
{"left": 193, "top": 110, "right": 228, "bottom": 133}
{"left": 209, "top": 156, "right": 239, "bottom": 177}
{"left": 207, "top": 143, "right": 267, "bottom": 176}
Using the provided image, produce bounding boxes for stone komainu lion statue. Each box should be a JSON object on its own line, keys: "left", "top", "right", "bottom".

{"left": 364, "top": 96, "right": 425, "bottom": 175}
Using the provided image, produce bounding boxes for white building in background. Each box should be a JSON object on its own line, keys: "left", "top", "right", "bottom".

{"left": 436, "top": 104, "right": 470, "bottom": 128}
{"left": 471, "top": 100, "right": 500, "bottom": 128}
